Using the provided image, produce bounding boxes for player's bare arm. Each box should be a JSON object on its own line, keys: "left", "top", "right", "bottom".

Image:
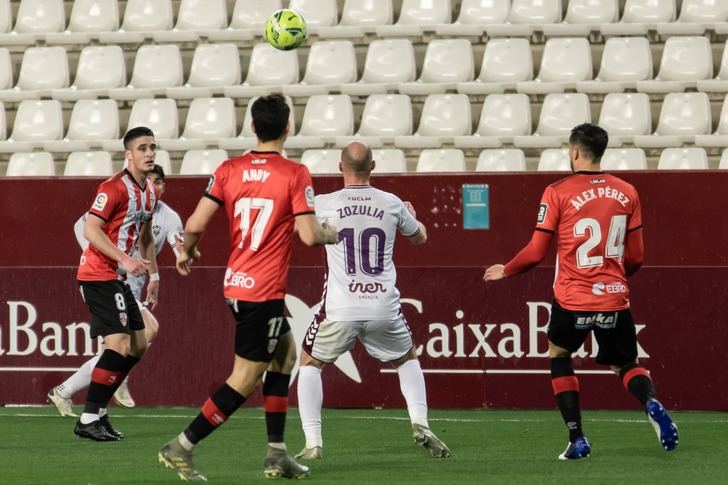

{"left": 295, "top": 213, "right": 338, "bottom": 246}
{"left": 139, "top": 220, "right": 159, "bottom": 310}
{"left": 624, "top": 228, "right": 644, "bottom": 277}
{"left": 402, "top": 201, "right": 427, "bottom": 245}
{"left": 176, "top": 197, "right": 215, "bottom": 275}
{"left": 483, "top": 230, "right": 553, "bottom": 282}
{"left": 84, "top": 213, "right": 148, "bottom": 277}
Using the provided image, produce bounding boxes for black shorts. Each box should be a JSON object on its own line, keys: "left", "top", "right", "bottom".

{"left": 547, "top": 300, "right": 638, "bottom": 366}
{"left": 228, "top": 299, "right": 291, "bottom": 362}
{"left": 78, "top": 280, "right": 145, "bottom": 338}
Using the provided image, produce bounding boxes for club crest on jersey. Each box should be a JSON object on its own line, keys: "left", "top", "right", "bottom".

{"left": 305, "top": 186, "right": 315, "bottom": 208}
{"left": 537, "top": 203, "right": 548, "bottom": 224}
{"left": 267, "top": 338, "right": 278, "bottom": 354}
{"left": 92, "top": 193, "right": 108, "bottom": 212}
{"left": 153, "top": 225, "right": 161, "bottom": 237}
{"left": 119, "top": 312, "right": 128, "bottom": 327}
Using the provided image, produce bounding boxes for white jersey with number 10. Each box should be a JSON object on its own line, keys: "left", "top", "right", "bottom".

{"left": 315, "top": 185, "right": 420, "bottom": 322}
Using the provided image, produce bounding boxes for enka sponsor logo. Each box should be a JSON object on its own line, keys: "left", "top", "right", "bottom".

{"left": 575, "top": 312, "right": 618, "bottom": 330}
{"left": 0, "top": 301, "right": 101, "bottom": 357}
{"left": 224, "top": 268, "right": 255, "bottom": 289}
{"left": 592, "top": 282, "right": 627, "bottom": 295}
{"left": 348, "top": 281, "right": 387, "bottom": 294}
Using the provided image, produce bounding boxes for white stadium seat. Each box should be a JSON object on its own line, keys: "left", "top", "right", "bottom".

{"left": 167, "top": 43, "right": 241, "bottom": 99}
{"left": 176, "top": 0, "right": 227, "bottom": 31}
{"left": 127, "top": 99, "right": 179, "bottom": 140}
{"left": 416, "top": 149, "right": 466, "bottom": 172}
{"left": 337, "top": 94, "right": 412, "bottom": 147}
{"left": 6, "top": 152, "right": 55, "bottom": 176}
{"left": 396, "top": 94, "right": 471, "bottom": 148}
{"left": 120, "top": 0, "right": 173, "bottom": 31}
{"left": 508, "top": 0, "right": 562, "bottom": 25}
{"left": 289, "top": 0, "right": 339, "bottom": 27}
{"left": 634, "top": 92, "right": 711, "bottom": 148}
{"left": 45, "top": 99, "right": 119, "bottom": 152}
{"left": 377, "top": 0, "right": 451, "bottom": 36}
{"left": 0, "top": 48, "right": 12, "bottom": 90}
{"left": 53, "top": 46, "right": 126, "bottom": 101}
{"left": 300, "top": 149, "right": 341, "bottom": 174}
{"left": 0, "top": 47, "right": 69, "bottom": 102}
{"left": 538, "top": 148, "right": 571, "bottom": 171}
{"left": 601, "top": 148, "right": 647, "bottom": 170}
{"left": 544, "top": 0, "right": 619, "bottom": 36}
{"left": 341, "top": 39, "right": 416, "bottom": 95}
{"left": 679, "top": 0, "right": 728, "bottom": 23}
{"left": 437, "top": 0, "right": 510, "bottom": 35}
{"left": 64, "top": 151, "right": 113, "bottom": 176}
{"left": 515, "top": 93, "right": 590, "bottom": 148}
{"left": 458, "top": 38, "right": 533, "bottom": 94}
{"left": 14, "top": 0, "right": 65, "bottom": 33}
{"left": 372, "top": 148, "right": 407, "bottom": 173}
{"left": 288, "top": 95, "right": 354, "bottom": 148}
{"left": 518, "top": 37, "right": 592, "bottom": 94}
{"left": 621, "top": 0, "right": 676, "bottom": 23}
{"left": 657, "top": 148, "right": 708, "bottom": 170}
{"left": 476, "top": 149, "right": 527, "bottom": 172}
{"left": 0, "top": 0, "right": 10, "bottom": 33}
{"left": 598, "top": 93, "right": 652, "bottom": 146}
{"left": 577, "top": 37, "right": 653, "bottom": 94}
{"left": 637, "top": 36, "right": 712, "bottom": 93}
{"left": 695, "top": 94, "right": 728, "bottom": 147}
{"left": 284, "top": 41, "right": 358, "bottom": 96}
{"left": 153, "top": 150, "right": 172, "bottom": 174}
{"left": 0, "top": 100, "right": 63, "bottom": 152}
{"left": 225, "top": 43, "right": 299, "bottom": 98}
{"left": 229, "top": 0, "right": 282, "bottom": 29}
{"left": 456, "top": 94, "right": 531, "bottom": 148}
{"left": 179, "top": 149, "right": 229, "bottom": 175}
{"left": 400, "top": 39, "right": 474, "bottom": 95}
{"left": 109, "top": 45, "right": 183, "bottom": 100}
{"left": 165, "top": 98, "right": 236, "bottom": 150}
{"left": 341, "top": 0, "right": 393, "bottom": 26}
{"left": 67, "top": 0, "right": 120, "bottom": 32}
{"left": 0, "top": 101, "right": 5, "bottom": 140}
{"left": 697, "top": 41, "right": 728, "bottom": 93}
{"left": 720, "top": 149, "right": 728, "bottom": 169}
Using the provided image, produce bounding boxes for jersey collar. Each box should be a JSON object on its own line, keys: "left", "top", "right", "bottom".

{"left": 124, "top": 168, "right": 148, "bottom": 191}
{"left": 574, "top": 170, "right": 604, "bottom": 174}
{"left": 343, "top": 184, "right": 371, "bottom": 189}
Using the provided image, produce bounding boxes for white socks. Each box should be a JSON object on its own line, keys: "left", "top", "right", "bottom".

{"left": 57, "top": 355, "right": 100, "bottom": 399}
{"left": 178, "top": 432, "right": 195, "bottom": 451}
{"left": 397, "top": 359, "right": 429, "bottom": 428}
{"left": 297, "top": 366, "right": 323, "bottom": 449}
{"left": 80, "top": 413, "right": 98, "bottom": 424}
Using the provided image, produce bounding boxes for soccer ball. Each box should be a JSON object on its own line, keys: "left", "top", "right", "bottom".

{"left": 265, "top": 9, "right": 307, "bottom": 51}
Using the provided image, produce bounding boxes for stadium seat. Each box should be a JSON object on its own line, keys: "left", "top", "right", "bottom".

{"left": 0, "top": 49, "right": 12, "bottom": 90}
{"left": 225, "top": 43, "right": 299, "bottom": 98}
{"left": 377, "top": 0, "right": 450, "bottom": 36}
{"left": 14, "top": 0, "right": 65, "bottom": 33}
{"left": 0, "top": 102, "right": 5, "bottom": 140}
{"left": 179, "top": 149, "right": 229, "bottom": 175}
{"left": 476, "top": 149, "right": 527, "bottom": 172}
{"left": 372, "top": 148, "right": 407, "bottom": 173}
{"left": 337, "top": 94, "right": 412, "bottom": 147}
{"left": 400, "top": 39, "right": 474, "bottom": 95}
{"left": 637, "top": 36, "right": 712, "bottom": 93}
{"left": 109, "top": 45, "right": 183, "bottom": 100}
{"left": 657, "top": 148, "right": 708, "bottom": 170}
{"left": 697, "top": 41, "right": 728, "bottom": 93}
{"left": 396, "top": 94, "right": 471, "bottom": 148}
{"left": 167, "top": 44, "right": 241, "bottom": 99}
{"left": 515, "top": 93, "right": 590, "bottom": 148}
{"left": 101, "top": 0, "right": 174, "bottom": 43}
{"left": 0, "top": 100, "right": 63, "bottom": 152}
{"left": 6, "top": 152, "right": 55, "bottom": 176}
{"left": 289, "top": 0, "right": 339, "bottom": 27}
{"left": 0, "top": 47, "right": 69, "bottom": 102}
{"left": 0, "top": 0, "right": 10, "bottom": 33}
{"left": 64, "top": 151, "right": 114, "bottom": 176}
{"left": 487, "top": 0, "right": 561, "bottom": 35}
{"left": 341, "top": 0, "right": 393, "bottom": 26}
{"left": 602, "top": 0, "right": 675, "bottom": 35}
{"left": 577, "top": 37, "right": 653, "bottom": 94}
{"left": 153, "top": 149, "right": 172, "bottom": 174}
{"left": 634, "top": 92, "right": 711, "bottom": 148}
{"left": 517, "top": 37, "right": 592, "bottom": 94}
{"left": 679, "top": 0, "right": 728, "bottom": 22}
{"left": 164, "top": 97, "right": 236, "bottom": 150}
{"left": 457, "top": 38, "right": 533, "bottom": 94}
{"left": 601, "top": 148, "right": 647, "bottom": 170}
{"left": 288, "top": 95, "right": 354, "bottom": 148}
{"left": 154, "top": 0, "right": 227, "bottom": 42}
{"left": 416, "top": 149, "right": 466, "bottom": 172}
{"left": 537, "top": 148, "right": 571, "bottom": 171}
{"left": 695, "top": 94, "right": 728, "bottom": 147}
{"left": 127, "top": 98, "right": 180, "bottom": 141}
{"left": 52, "top": 46, "right": 126, "bottom": 101}
{"left": 219, "top": 95, "right": 296, "bottom": 151}
{"left": 284, "top": 41, "right": 357, "bottom": 96}
{"left": 598, "top": 93, "right": 652, "bottom": 146}
{"left": 45, "top": 0, "right": 120, "bottom": 43}
{"left": 228, "top": 0, "right": 282, "bottom": 29}
{"left": 45, "top": 99, "right": 119, "bottom": 152}
{"left": 340, "top": 39, "right": 416, "bottom": 95}
{"left": 455, "top": 94, "right": 531, "bottom": 148}
{"left": 300, "top": 149, "right": 341, "bottom": 174}
{"left": 720, "top": 149, "right": 728, "bottom": 169}
{"left": 437, "top": 0, "right": 510, "bottom": 36}
{"left": 544, "top": 0, "right": 619, "bottom": 36}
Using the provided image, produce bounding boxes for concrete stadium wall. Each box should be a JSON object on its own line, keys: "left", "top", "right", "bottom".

{"left": 0, "top": 172, "right": 726, "bottom": 410}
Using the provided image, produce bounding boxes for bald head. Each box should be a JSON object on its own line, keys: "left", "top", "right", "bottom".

{"left": 341, "top": 141, "right": 373, "bottom": 176}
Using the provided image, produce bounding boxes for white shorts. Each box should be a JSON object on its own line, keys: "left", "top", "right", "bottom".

{"left": 303, "top": 314, "right": 413, "bottom": 363}
{"left": 134, "top": 298, "right": 149, "bottom": 313}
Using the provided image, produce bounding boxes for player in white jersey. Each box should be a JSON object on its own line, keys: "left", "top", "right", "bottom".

{"left": 296, "top": 142, "right": 451, "bottom": 460}
{"left": 48, "top": 165, "right": 183, "bottom": 415}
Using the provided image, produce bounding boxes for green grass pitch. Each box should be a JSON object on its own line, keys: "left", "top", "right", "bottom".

{"left": 2, "top": 407, "right": 725, "bottom": 484}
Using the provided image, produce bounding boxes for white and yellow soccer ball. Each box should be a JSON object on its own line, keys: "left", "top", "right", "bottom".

{"left": 265, "top": 9, "right": 307, "bottom": 51}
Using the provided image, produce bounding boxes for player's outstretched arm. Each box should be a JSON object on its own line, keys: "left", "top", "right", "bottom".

{"left": 408, "top": 222, "right": 427, "bottom": 245}
{"left": 73, "top": 213, "right": 90, "bottom": 251}
{"left": 84, "top": 213, "right": 148, "bottom": 276}
{"left": 483, "top": 230, "right": 554, "bottom": 282}
{"left": 295, "top": 214, "right": 338, "bottom": 246}
{"left": 176, "top": 197, "right": 216, "bottom": 275}
{"left": 624, "top": 228, "right": 644, "bottom": 277}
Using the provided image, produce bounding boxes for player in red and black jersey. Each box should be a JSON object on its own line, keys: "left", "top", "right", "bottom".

{"left": 159, "top": 95, "right": 338, "bottom": 481}
{"left": 74, "top": 127, "right": 159, "bottom": 442}
{"left": 485, "top": 124, "right": 678, "bottom": 460}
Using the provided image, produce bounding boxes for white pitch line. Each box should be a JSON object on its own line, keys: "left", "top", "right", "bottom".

{"left": 379, "top": 369, "right": 614, "bottom": 375}
{"left": 0, "top": 367, "right": 79, "bottom": 372}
